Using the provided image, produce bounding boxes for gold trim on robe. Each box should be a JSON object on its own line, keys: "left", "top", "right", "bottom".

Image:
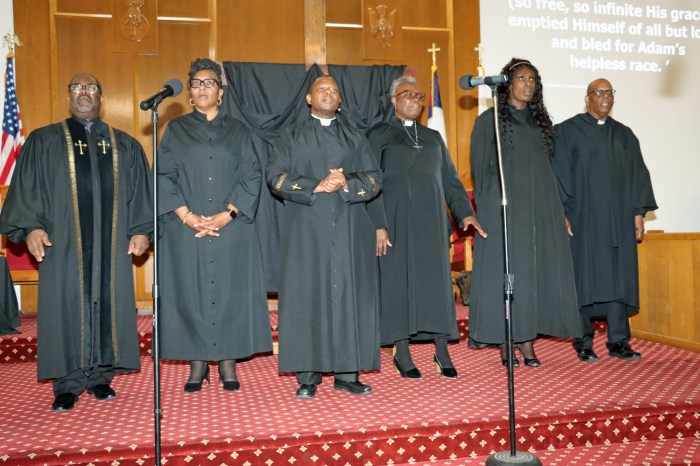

{"left": 275, "top": 173, "right": 289, "bottom": 192}
{"left": 363, "top": 172, "right": 377, "bottom": 193}
{"left": 108, "top": 127, "right": 120, "bottom": 362}
{"left": 62, "top": 120, "right": 87, "bottom": 364}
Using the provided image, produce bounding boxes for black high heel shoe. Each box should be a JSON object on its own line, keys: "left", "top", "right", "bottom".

{"left": 434, "top": 354, "right": 458, "bottom": 378}
{"left": 500, "top": 344, "right": 519, "bottom": 368}
{"left": 522, "top": 357, "right": 541, "bottom": 367}
{"left": 218, "top": 364, "right": 241, "bottom": 392}
{"left": 501, "top": 357, "right": 520, "bottom": 367}
{"left": 184, "top": 365, "right": 210, "bottom": 393}
{"left": 517, "top": 344, "right": 541, "bottom": 367}
{"left": 393, "top": 356, "right": 422, "bottom": 379}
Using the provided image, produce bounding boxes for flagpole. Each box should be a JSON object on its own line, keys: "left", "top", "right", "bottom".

{"left": 427, "top": 43, "right": 448, "bottom": 145}
{"left": 1, "top": 33, "right": 24, "bottom": 185}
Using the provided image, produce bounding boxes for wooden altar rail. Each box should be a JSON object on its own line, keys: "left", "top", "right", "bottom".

{"left": 634, "top": 232, "right": 700, "bottom": 352}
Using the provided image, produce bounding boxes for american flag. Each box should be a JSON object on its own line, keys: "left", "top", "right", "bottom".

{"left": 1, "top": 54, "right": 24, "bottom": 184}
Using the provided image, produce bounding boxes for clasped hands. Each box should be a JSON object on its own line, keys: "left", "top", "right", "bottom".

{"left": 184, "top": 211, "right": 233, "bottom": 238}
{"left": 26, "top": 229, "right": 149, "bottom": 262}
{"left": 178, "top": 204, "right": 238, "bottom": 238}
{"left": 314, "top": 168, "right": 347, "bottom": 194}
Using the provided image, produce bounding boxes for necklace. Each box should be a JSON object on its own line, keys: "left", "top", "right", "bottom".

{"left": 401, "top": 121, "right": 422, "bottom": 152}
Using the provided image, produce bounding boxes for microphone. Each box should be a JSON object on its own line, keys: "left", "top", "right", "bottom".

{"left": 139, "top": 79, "right": 183, "bottom": 111}
{"left": 459, "top": 74, "right": 508, "bottom": 90}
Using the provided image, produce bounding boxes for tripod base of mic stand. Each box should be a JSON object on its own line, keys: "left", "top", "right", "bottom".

{"left": 486, "top": 450, "right": 542, "bottom": 465}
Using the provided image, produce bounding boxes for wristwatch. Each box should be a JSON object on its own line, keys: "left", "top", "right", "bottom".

{"left": 228, "top": 208, "right": 238, "bottom": 220}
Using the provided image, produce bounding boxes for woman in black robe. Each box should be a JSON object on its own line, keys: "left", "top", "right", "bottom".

{"left": 469, "top": 58, "right": 581, "bottom": 366}
{"left": 158, "top": 58, "right": 272, "bottom": 392}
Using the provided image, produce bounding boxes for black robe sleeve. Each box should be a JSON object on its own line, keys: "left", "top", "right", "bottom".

{"left": 0, "top": 129, "right": 55, "bottom": 242}
{"left": 157, "top": 123, "right": 188, "bottom": 216}
{"left": 366, "top": 126, "right": 389, "bottom": 230}
{"left": 337, "top": 135, "right": 382, "bottom": 205}
{"left": 439, "top": 136, "right": 474, "bottom": 227}
{"left": 223, "top": 127, "right": 261, "bottom": 223}
{"left": 118, "top": 130, "right": 154, "bottom": 237}
{"left": 266, "top": 127, "right": 322, "bottom": 206}
{"left": 469, "top": 108, "right": 497, "bottom": 209}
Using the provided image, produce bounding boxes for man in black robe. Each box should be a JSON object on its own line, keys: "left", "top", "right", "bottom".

{"left": 0, "top": 73, "right": 153, "bottom": 411}
{"left": 367, "top": 77, "right": 485, "bottom": 379}
{"left": 553, "top": 78, "right": 657, "bottom": 362}
{"left": 267, "top": 76, "right": 382, "bottom": 399}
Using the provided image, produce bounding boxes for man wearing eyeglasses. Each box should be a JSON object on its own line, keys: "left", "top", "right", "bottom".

{"left": 366, "top": 76, "right": 485, "bottom": 380}
{"left": 0, "top": 73, "right": 153, "bottom": 412}
{"left": 267, "top": 76, "right": 382, "bottom": 399}
{"left": 553, "top": 78, "right": 657, "bottom": 363}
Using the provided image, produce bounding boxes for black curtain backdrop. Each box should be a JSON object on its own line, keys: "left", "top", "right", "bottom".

{"left": 221, "top": 62, "right": 405, "bottom": 291}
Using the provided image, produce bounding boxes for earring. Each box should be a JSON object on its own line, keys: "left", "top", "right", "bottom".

{"left": 189, "top": 99, "right": 195, "bottom": 107}
{"left": 217, "top": 98, "right": 222, "bottom": 106}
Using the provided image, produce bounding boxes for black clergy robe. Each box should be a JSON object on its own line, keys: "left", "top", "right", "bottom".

{"left": 366, "top": 119, "right": 473, "bottom": 344}
{"left": 267, "top": 117, "right": 382, "bottom": 374}
{"left": 552, "top": 113, "right": 657, "bottom": 315}
{"left": 0, "top": 118, "right": 152, "bottom": 380}
{"left": 469, "top": 108, "right": 581, "bottom": 345}
{"left": 157, "top": 111, "right": 272, "bottom": 360}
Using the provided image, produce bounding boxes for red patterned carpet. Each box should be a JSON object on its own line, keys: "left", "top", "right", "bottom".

{"left": 1, "top": 305, "right": 699, "bottom": 465}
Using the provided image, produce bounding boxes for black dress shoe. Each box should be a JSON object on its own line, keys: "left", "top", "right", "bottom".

{"left": 333, "top": 379, "right": 372, "bottom": 395}
{"left": 393, "top": 356, "right": 422, "bottom": 379}
{"left": 577, "top": 348, "right": 600, "bottom": 362}
{"left": 52, "top": 393, "right": 78, "bottom": 412}
{"left": 296, "top": 384, "right": 317, "bottom": 399}
{"left": 434, "top": 355, "right": 458, "bottom": 378}
{"left": 608, "top": 343, "right": 641, "bottom": 361}
{"left": 87, "top": 384, "right": 117, "bottom": 400}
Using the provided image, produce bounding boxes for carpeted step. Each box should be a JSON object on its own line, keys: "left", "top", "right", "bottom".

{"left": 404, "top": 436, "right": 700, "bottom": 465}
{"left": 1, "top": 333, "right": 698, "bottom": 466}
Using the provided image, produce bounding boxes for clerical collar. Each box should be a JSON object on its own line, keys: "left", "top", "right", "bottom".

{"left": 311, "top": 114, "right": 336, "bottom": 126}
{"left": 597, "top": 119, "right": 607, "bottom": 125}
{"left": 401, "top": 119, "right": 415, "bottom": 126}
{"left": 72, "top": 116, "right": 99, "bottom": 126}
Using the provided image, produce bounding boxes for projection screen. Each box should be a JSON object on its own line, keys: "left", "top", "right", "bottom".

{"left": 477, "top": 0, "right": 700, "bottom": 232}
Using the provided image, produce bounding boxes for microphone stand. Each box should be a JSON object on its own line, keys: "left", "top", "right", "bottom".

{"left": 484, "top": 84, "right": 542, "bottom": 466}
{"left": 145, "top": 96, "right": 164, "bottom": 464}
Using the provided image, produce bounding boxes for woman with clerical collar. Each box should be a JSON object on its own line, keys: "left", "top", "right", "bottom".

{"left": 157, "top": 58, "right": 272, "bottom": 393}
{"left": 468, "top": 58, "right": 582, "bottom": 367}
{"left": 367, "top": 77, "right": 485, "bottom": 380}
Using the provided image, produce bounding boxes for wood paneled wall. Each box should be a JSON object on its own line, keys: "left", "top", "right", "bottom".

{"left": 634, "top": 233, "right": 700, "bottom": 352}
{"left": 12, "top": 0, "right": 480, "bottom": 308}
{"left": 13, "top": 0, "right": 480, "bottom": 183}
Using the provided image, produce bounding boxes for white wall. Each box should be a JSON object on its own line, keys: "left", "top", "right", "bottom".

{"left": 478, "top": 0, "right": 699, "bottom": 232}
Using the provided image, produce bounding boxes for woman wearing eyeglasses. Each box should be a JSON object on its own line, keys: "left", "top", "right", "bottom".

{"left": 468, "top": 58, "right": 581, "bottom": 367}
{"left": 157, "top": 58, "right": 272, "bottom": 393}
{"left": 367, "top": 77, "right": 485, "bottom": 380}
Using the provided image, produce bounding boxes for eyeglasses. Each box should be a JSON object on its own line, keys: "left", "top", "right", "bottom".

{"left": 189, "top": 78, "right": 221, "bottom": 89}
{"left": 588, "top": 88, "right": 616, "bottom": 97}
{"left": 68, "top": 83, "right": 100, "bottom": 94}
{"left": 314, "top": 86, "right": 339, "bottom": 94}
{"left": 395, "top": 90, "right": 425, "bottom": 102}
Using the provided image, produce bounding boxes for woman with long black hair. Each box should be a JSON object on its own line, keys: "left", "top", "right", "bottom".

{"left": 468, "top": 58, "right": 581, "bottom": 367}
